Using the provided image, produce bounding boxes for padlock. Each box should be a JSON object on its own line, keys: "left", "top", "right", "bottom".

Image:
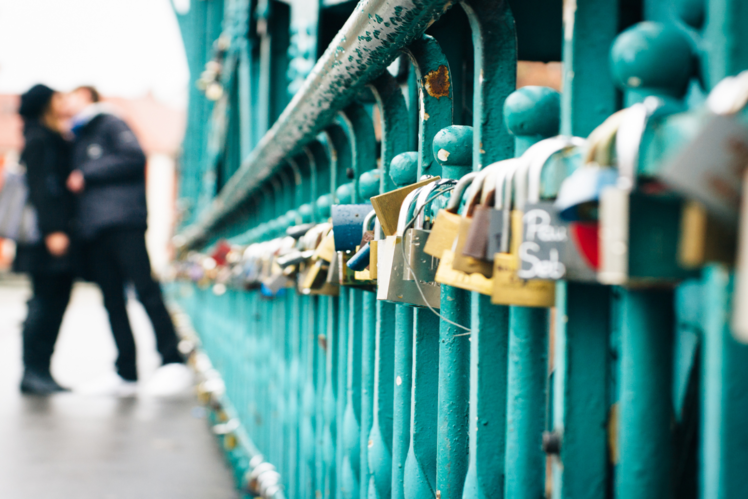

{"left": 353, "top": 210, "right": 380, "bottom": 280}
{"left": 663, "top": 74, "right": 748, "bottom": 268}
{"left": 659, "top": 70, "right": 748, "bottom": 225}
{"left": 514, "top": 136, "right": 587, "bottom": 281}
{"left": 551, "top": 113, "right": 624, "bottom": 281}
{"left": 490, "top": 152, "right": 556, "bottom": 307}
{"left": 297, "top": 223, "right": 339, "bottom": 296}
{"left": 404, "top": 179, "right": 455, "bottom": 282}
{"left": 461, "top": 166, "right": 501, "bottom": 261}
{"left": 377, "top": 185, "right": 441, "bottom": 308}
{"left": 313, "top": 226, "right": 336, "bottom": 263}
{"left": 598, "top": 97, "right": 696, "bottom": 285}
{"left": 451, "top": 167, "right": 496, "bottom": 278}
{"left": 434, "top": 170, "right": 498, "bottom": 295}
{"left": 371, "top": 176, "right": 440, "bottom": 236}
{"left": 332, "top": 203, "right": 374, "bottom": 251}
{"left": 678, "top": 200, "right": 736, "bottom": 267}
{"left": 423, "top": 172, "right": 479, "bottom": 259}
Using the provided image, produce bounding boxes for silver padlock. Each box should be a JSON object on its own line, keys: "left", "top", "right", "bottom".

{"left": 514, "top": 136, "right": 587, "bottom": 280}
{"left": 405, "top": 179, "right": 455, "bottom": 281}
{"left": 598, "top": 97, "right": 693, "bottom": 285}
{"left": 377, "top": 185, "right": 441, "bottom": 309}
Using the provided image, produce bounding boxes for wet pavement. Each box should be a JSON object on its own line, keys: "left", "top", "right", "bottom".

{"left": 0, "top": 277, "right": 239, "bottom": 499}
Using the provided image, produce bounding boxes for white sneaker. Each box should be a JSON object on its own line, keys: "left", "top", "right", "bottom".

{"left": 76, "top": 373, "right": 138, "bottom": 397}
{"left": 141, "top": 363, "right": 193, "bottom": 397}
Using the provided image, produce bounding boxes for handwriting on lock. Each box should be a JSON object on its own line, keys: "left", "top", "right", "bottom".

{"left": 518, "top": 206, "right": 567, "bottom": 279}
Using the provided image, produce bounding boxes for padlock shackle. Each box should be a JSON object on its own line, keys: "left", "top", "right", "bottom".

{"left": 479, "top": 167, "right": 500, "bottom": 207}
{"left": 526, "top": 136, "right": 586, "bottom": 204}
{"left": 515, "top": 136, "right": 578, "bottom": 209}
{"left": 396, "top": 188, "right": 421, "bottom": 236}
{"left": 488, "top": 159, "right": 519, "bottom": 210}
{"left": 708, "top": 70, "right": 748, "bottom": 115}
{"left": 464, "top": 167, "right": 495, "bottom": 217}
{"left": 363, "top": 209, "right": 377, "bottom": 236}
{"left": 615, "top": 96, "right": 664, "bottom": 190}
{"left": 414, "top": 179, "right": 455, "bottom": 229}
{"left": 445, "top": 172, "right": 479, "bottom": 213}
{"left": 583, "top": 110, "right": 626, "bottom": 167}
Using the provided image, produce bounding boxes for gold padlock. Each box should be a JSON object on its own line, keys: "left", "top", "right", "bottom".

{"left": 678, "top": 200, "right": 736, "bottom": 267}
{"left": 490, "top": 151, "right": 555, "bottom": 307}
{"left": 371, "top": 176, "right": 440, "bottom": 236}
{"left": 434, "top": 162, "right": 510, "bottom": 295}
{"left": 424, "top": 172, "right": 479, "bottom": 259}
{"left": 451, "top": 167, "right": 496, "bottom": 277}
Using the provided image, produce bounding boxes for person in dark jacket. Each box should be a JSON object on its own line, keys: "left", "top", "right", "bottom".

{"left": 65, "top": 86, "right": 189, "bottom": 396}
{"left": 14, "top": 84, "right": 76, "bottom": 395}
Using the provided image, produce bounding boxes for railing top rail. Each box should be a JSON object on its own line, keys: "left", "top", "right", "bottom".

{"left": 178, "top": 0, "right": 454, "bottom": 249}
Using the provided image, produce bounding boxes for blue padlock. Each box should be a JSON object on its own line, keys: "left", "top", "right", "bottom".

{"left": 347, "top": 243, "right": 371, "bottom": 272}
{"left": 331, "top": 203, "right": 374, "bottom": 251}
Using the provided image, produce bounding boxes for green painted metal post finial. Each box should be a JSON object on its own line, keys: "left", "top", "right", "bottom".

{"left": 432, "top": 125, "right": 474, "bottom": 179}
{"left": 504, "top": 86, "right": 560, "bottom": 155}
{"left": 316, "top": 195, "right": 333, "bottom": 220}
{"left": 358, "top": 169, "right": 382, "bottom": 201}
{"left": 390, "top": 152, "right": 419, "bottom": 187}
{"left": 610, "top": 22, "right": 695, "bottom": 106}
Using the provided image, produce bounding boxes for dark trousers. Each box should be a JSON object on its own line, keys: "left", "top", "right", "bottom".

{"left": 23, "top": 273, "right": 74, "bottom": 375}
{"left": 86, "top": 228, "right": 182, "bottom": 381}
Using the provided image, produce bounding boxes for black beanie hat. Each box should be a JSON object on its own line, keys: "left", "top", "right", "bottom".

{"left": 19, "top": 84, "right": 55, "bottom": 119}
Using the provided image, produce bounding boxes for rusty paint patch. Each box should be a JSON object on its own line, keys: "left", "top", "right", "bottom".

{"left": 423, "top": 65, "right": 450, "bottom": 99}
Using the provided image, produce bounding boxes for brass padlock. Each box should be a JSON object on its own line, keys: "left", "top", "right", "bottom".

{"left": 452, "top": 167, "right": 496, "bottom": 277}
{"left": 434, "top": 162, "right": 514, "bottom": 295}
{"left": 298, "top": 223, "right": 339, "bottom": 296}
{"left": 423, "top": 172, "right": 479, "bottom": 258}
{"left": 490, "top": 150, "right": 555, "bottom": 307}
{"left": 678, "top": 200, "right": 736, "bottom": 267}
{"left": 371, "top": 176, "right": 440, "bottom": 236}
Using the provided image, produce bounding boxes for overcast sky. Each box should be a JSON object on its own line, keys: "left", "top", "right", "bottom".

{"left": 0, "top": 0, "right": 190, "bottom": 108}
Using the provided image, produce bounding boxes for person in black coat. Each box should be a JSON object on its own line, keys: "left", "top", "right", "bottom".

{"left": 65, "top": 86, "right": 188, "bottom": 396}
{"left": 14, "top": 84, "right": 76, "bottom": 394}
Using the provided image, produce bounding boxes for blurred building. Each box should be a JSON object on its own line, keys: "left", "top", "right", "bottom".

{"left": 0, "top": 92, "right": 185, "bottom": 274}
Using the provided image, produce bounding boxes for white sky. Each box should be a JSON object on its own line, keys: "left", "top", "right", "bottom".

{"left": 0, "top": 0, "right": 190, "bottom": 109}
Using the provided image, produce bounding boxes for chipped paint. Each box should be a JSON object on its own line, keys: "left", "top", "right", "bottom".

{"left": 437, "top": 149, "right": 450, "bottom": 162}
{"left": 423, "top": 64, "right": 450, "bottom": 99}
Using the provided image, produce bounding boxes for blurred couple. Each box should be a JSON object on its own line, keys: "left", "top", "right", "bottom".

{"left": 15, "top": 84, "right": 190, "bottom": 396}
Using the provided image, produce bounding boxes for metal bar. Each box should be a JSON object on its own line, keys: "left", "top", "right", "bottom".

{"left": 701, "top": 266, "right": 748, "bottom": 499}
{"left": 551, "top": 283, "right": 610, "bottom": 499}
{"left": 559, "top": 0, "right": 619, "bottom": 137}
{"left": 367, "top": 70, "right": 410, "bottom": 499}
{"left": 460, "top": 3, "right": 517, "bottom": 499}
{"left": 615, "top": 289, "right": 674, "bottom": 499}
{"left": 462, "top": 296, "right": 509, "bottom": 499}
{"left": 403, "top": 309, "right": 440, "bottom": 499}
{"left": 391, "top": 306, "right": 414, "bottom": 499}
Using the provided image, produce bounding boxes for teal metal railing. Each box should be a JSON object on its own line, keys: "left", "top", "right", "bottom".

{"left": 166, "top": 1, "right": 748, "bottom": 498}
